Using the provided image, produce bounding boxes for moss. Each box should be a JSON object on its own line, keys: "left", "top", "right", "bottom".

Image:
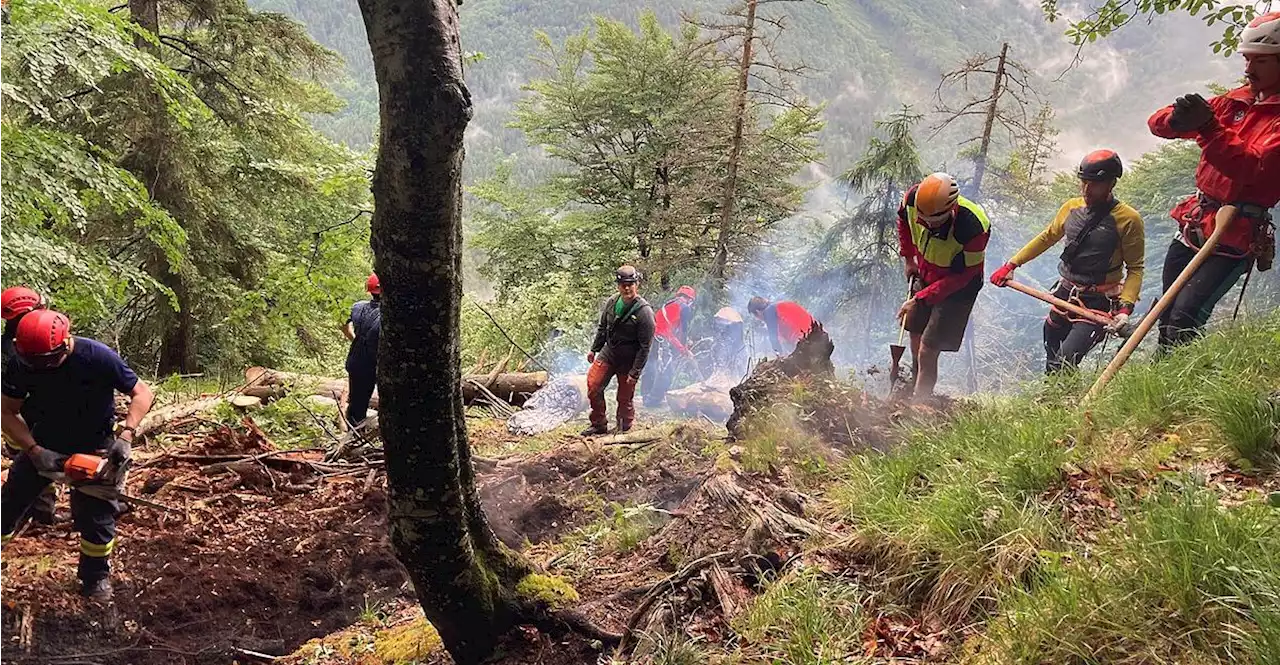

{"left": 373, "top": 617, "right": 442, "bottom": 664}
{"left": 516, "top": 573, "right": 580, "bottom": 609}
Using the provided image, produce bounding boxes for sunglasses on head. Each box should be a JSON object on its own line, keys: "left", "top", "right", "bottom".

{"left": 18, "top": 344, "right": 69, "bottom": 370}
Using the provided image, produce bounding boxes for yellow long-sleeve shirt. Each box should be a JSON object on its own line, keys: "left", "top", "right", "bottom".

{"left": 1010, "top": 197, "right": 1146, "bottom": 305}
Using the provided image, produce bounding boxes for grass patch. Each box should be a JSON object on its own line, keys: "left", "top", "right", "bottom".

{"left": 977, "top": 481, "right": 1280, "bottom": 664}
{"left": 735, "top": 567, "right": 866, "bottom": 664}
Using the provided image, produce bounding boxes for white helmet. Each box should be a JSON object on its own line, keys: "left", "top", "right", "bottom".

{"left": 1240, "top": 11, "right": 1280, "bottom": 55}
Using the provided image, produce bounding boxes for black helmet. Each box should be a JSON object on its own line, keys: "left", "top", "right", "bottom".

{"left": 615, "top": 265, "right": 641, "bottom": 284}
{"left": 1078, "top": 149, "right": 1123, "bottom": 181}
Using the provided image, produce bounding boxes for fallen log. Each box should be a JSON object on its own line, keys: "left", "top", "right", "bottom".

{"left": 241, "top": 366, "right": 548, "bottom": 408}
{"left": 137, "top": 396, "right": 225, "bottom": 437}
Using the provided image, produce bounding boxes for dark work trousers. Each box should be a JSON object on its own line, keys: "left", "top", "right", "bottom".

{"left": 1, "top": 455, "right": 118, "bottom": 583}
{"left": 3, "top": 441, "right": 56, "bottom": 522}
{"left": 345, "top": 363, "right": 377, "bottom": 425}
{"left": 1157, "top": 239, "right": 1251, "bottom": 351}
{"left": 641, "top": 340, "right": 680, "bottom": 407}
{"left": 1043, "top": 282, "right": 1114, "bottom": 375}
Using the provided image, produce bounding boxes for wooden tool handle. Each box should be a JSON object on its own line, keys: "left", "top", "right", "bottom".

{"left": 1086, "top": 205, "right": 1238, "bottom": 401}
{"left": 1005, "top": 280, "right": 1115, "bottom": 327}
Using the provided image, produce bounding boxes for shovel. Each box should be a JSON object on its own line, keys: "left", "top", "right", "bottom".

{"left": 889, "top": 280, "right": 913, "bottom": 389}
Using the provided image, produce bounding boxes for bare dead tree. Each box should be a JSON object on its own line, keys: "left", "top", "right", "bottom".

{"left": 687, "top": 0, "right": 816, "bottom": 291}
{"left": 932, "top": 42, "right": 1040, "bottom": 198}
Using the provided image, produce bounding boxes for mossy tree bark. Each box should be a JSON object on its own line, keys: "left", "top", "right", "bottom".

{"left": 356, "top": 0, "right": 533, "bottom": 662}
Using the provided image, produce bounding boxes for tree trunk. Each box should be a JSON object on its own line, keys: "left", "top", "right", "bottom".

{"left": 971, "top": 42, "right": 1008, "bottom": 197}
{"left": 711, "top": 0, "right": 756, "bottom": 288}
{"left": 356, "top": 1, "right": 532, "bottom": 662}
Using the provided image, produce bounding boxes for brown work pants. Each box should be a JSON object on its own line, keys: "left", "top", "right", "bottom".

{"left": 587, "top": 357, "right": 637, "bottom": 430}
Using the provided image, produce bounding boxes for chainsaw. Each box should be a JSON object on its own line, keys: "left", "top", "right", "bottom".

{"left": 39, "top": 452, "right": 181, "bottom": 513}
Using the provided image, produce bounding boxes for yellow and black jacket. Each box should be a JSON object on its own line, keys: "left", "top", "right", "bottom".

{"left": 1010, "top": 197, "right": 1145, "bottom": 305}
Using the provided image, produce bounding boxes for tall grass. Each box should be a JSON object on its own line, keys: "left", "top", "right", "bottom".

{"left": 736, "top": 568, "right": 866, "bottom": 665}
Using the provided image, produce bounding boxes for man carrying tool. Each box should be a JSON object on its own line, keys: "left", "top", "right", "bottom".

{"left": 896, "top": 172, "right": 990, "bottom": 399}
{"left": 747, "top": 297, "right": 817, "bottom": 356}
{"left": 2, "top": 286, "right": 58, "bottom": 526}
{"left": 583, "top": 266, "right": 655, "bottom": 435}
{"left": 1, "top": 310, "right": 155, "bottom": 601}
{"left": 643, "top": 285, "right": 697, "bottom": 407}
{"left": 1147, "top": 11, "right": 1280, "bottom": 350}
{"left": 343, "top": 273, "right": 381, "bottom": 426}
{"left": 991, "top": 150, "right": 1145, "bottom": 373}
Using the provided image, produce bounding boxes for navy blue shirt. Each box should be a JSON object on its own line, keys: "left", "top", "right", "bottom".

{"left": 345, "top": 299, "right": 381, "bottom": 371}
{"left": 2, "top": 337, "right": 138, "bottom": 453}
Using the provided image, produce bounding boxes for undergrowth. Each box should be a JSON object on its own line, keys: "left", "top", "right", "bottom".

{"left": 735, "top": 567, "right": 866, "bottom": 665}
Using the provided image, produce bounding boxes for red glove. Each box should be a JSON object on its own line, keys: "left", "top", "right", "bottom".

{"left": 1116, "top": 302, "right": 1134, "bottom": 316}
{"left": 990, "top": 262, "right": 1017, "bottom": 287}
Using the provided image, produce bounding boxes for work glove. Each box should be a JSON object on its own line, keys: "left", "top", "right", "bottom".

{"left": 897, "top": 297, "right": 918, "bottom": 324}
{"left": 107, "top": 437, "right": 132, "bottom": 466}
{"left": 1107, "top": 303, "right": 1134, "bottom": 333}
{"left": 904, "top": 258, "right": 920, "bottom": 281}
{"left": 990, "top": 262, "right": 1017, "bottom": 287}
{"left": 1169, "top": 93, "right": 1214, "bottom": 132}
{"left": 625, "top": 371, "right": 640, "bottom": 384}
{"left": 25, "top": 445, "right": 66, "bottom": 474}
{"left": 586, "top": 352, "right": 596, "bottom": 365}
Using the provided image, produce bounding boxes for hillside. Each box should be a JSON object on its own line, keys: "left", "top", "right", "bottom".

{"left": 254, "top": 0, "right": 1237, "bottom": 177}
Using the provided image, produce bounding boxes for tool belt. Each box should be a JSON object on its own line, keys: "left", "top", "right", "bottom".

{"left": 1184, "top": 193, "right": 1274, "bottom": 267}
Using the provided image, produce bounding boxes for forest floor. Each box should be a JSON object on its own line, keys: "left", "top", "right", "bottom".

{"left": 3, "top": 321, "right": 1280, "bottom": 665}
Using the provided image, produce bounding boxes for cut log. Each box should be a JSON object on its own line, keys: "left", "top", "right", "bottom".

{"left": 137, "top": 396, "right": 224, "bottom": 437}
{"left": 229, "top": 395, "right": 263, "bottom": 410}
{"left": 240, "top": 366, "right": 546, "bottom": 408}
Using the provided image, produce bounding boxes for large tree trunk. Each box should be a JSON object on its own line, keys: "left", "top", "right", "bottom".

{"left": 357, "top": 1, "right": 533, "bottom": 662}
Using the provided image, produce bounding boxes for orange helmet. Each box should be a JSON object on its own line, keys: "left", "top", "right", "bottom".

{"left": 915, "top": 173, "right": 960, "bottom": 226}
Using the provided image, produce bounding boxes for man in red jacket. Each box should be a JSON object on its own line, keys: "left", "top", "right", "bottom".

{"left": 1147, "top": 11, "right": 1280, "bottom": 350}
{"left": 642, "top": 285, "right": 696, "bottom": 407}
{"left": 747, "top": 297, "right": 817, "bottom": 356}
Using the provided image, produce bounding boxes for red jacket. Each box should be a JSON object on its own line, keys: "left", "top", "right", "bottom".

{"left": 653, "top": 299, "right": 691, "bottom": 354}
{"left": 1148, "top": 87, "right": 1280, "bottom": 254}
{"left": 762, "top": 301, "right": 815, "bottom": 353}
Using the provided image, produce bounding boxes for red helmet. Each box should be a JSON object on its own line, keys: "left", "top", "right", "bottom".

{"left": 676, "top": 285, "right": 697, "bottom": 302}
{"left": 1078, "top": 149, "right": 1123, "bottom": 181}
{"left": 366, "top": 273, "right": 381, "bottom": 295}
{"left": 15, "top": 309, "right": 71, "bottom": 358}
{"left": 2, "top": 286, "right": 45, "bottom": 321}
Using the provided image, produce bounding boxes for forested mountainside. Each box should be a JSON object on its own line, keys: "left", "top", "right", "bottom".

{"left": 254, "top": 0, "right": 1235, "bottom": 178}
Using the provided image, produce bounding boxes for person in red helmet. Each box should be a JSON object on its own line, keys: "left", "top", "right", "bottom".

{"left": 1147, "top": 11, "right": 1280, "bottom": 350}
{"left": 642, "top": 285, "right": 697, "bottom": 407}
{"left": 0, "top": 285, "right": 57, "bottom": 526}
{"left": 1, "top": 310, "right": 155, "bottom": 602}
{"left": 342, "top": 273, "right": 382, "bottom": 425}
{"left": 746, "top": 297, "right": 817, "bottom": 355}
{"left": 991, "top": 150, "right": 1146, "bottom": 373}
{"left": 583, "top": 266, "right": 655, "bottom": 435}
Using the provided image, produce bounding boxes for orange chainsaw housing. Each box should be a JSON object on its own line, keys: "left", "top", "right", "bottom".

{"left": 63, "top": 453, "right": 106, "bottom": 483}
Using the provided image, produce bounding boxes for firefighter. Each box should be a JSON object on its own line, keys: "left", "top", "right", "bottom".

{"left": 896, "top": 172, "right": 990, "bottom": 399}
{"left": 1147, "top": 11, "right": 1280, "bottom": 350}
{"left": 746, "top": 297, "right": 817, "bottom": 356}
{"left": 1, "top": 310, "right": 155, "bottom": 601}
{"left": 991, "top": 150, "right": 1145, "bottom": 373}
{"left": 643, "top": 285, "right": 696, "bottom": 407}
{"left": 583, "top": 266, "right": 655, "bottom": 435}
{"left": 343, "top": 273, "right": 381, "bottom": 426}
{"left": 1, "top": 286, "right": 58, "bottom": 525}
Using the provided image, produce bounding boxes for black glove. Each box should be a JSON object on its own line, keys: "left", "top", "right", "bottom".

{"left": 26, "top": 445, "right": 66, "bottom": 474}
{"left": 107, "top": 437, "right": 132, "bottom": 466}
{"left": 1169, "top": 93, "right": 1213, "bottom": 132}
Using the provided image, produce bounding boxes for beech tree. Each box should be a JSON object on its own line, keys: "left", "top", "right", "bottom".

{"left": 355, "top": 0, "right": 537, "bottom": 662}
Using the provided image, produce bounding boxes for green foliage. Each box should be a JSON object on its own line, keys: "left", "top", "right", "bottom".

{"left": 2, "top": 0, "right": 372, "bottom": 377}
{"left": 737, "top": 568, "right": 866, "bottom": 664}
{"left": 1043, "top": 0, "right": 1271, "bottom": 56}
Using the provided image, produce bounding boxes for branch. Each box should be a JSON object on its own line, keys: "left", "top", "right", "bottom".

{"left": 306, "top": 210, "right": 371, "bottom": 278}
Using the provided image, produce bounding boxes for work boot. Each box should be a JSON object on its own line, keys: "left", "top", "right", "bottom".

{"left": 616, "top": 422, "right": 633, "bottom": 433}
{"left": 81, "top": 577, "right": 113, "bottom": 602}
{"left": 29, "top": 507, "right": 56, "bottom": 526}
{"left": 579, "top": 424, "right": 608, "bottom": 437}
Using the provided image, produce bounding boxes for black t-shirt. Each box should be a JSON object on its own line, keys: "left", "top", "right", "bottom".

{"left": 345, "top": 299, "right": 382, "bottom": 370}
{"left": 2, "top": 337, "right": 139, "bottom": 453}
